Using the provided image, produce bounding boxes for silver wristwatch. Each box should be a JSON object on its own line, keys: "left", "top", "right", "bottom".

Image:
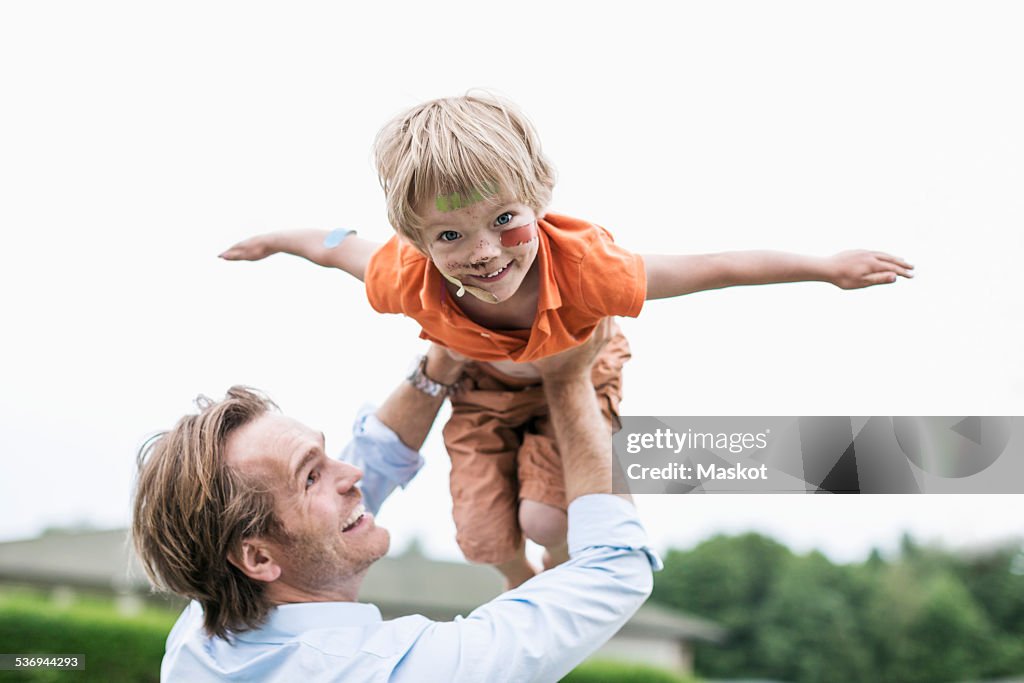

{"left": 406, "top": 355, "right": 460, "bottom": 398}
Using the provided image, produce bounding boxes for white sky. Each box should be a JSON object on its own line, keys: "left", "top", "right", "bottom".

{"left": 1, "top": 1, "right": 1022, "bottom": 566}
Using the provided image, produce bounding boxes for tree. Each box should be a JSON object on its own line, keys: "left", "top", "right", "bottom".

{"left": 652, "top": 533, "right": 790, "bottom": 677}
{"left": 754, "top": 552, "right": 872, "bottom": 683}
{"left": 888, "top": 572, "right": 996, "bottom": 683}
{"left": 652, "top": 533, "right": 1021, "bottom": 682}
{"left": 947, "top": 543, "right": 1024, "bottom": 676}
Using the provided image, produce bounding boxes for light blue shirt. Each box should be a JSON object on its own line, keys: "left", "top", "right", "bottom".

{"left": 162, "top": 409, "right": 662, "bottom": 682}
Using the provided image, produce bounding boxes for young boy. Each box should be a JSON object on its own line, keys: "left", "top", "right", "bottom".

{"left": 221, "top": 93, "right": 913, "bottom": 588}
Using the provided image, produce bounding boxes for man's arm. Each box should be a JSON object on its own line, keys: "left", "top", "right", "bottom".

{"left": 375, "top": 345, "right": 466, "bottom": 451}
{"left": 643, "top": 250, "right": 914, "bottom": 299}
{"left": 219, "top": 229, "right": 380, "bottom": 282}
{"left": 391, "top": 321, "right": 658, "bottom": 683}
{"left": 534, "top": 319, "right": 621, "bottom": 503}
{"left": 342, "top": 345, "right": 466, "bottom": 516}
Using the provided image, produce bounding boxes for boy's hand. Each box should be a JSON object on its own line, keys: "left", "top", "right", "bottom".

{"left": 219, "top": 234, "right": 279, "bottom": 261}
{"left": 217, "top": 229, "right": 377, "bottom": 282}
{"left": 827, "top": 250, "right": 914, "bottom": 289}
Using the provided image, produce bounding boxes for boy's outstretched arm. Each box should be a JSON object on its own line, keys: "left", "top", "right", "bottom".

{"left": 642, "top": 250, "right": 914, "bottom": 300}
{"left": 219, "top": 230, "right": 380, "bottom": 282}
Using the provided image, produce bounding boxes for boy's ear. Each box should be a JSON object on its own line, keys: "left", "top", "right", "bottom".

{"left": 227, "top": 538, "right": 282, "bottom": 583}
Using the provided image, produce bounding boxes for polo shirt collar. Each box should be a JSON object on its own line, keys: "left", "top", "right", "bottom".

{"left": 419, "top": 252, "right": 449, "bottom": 312}
{"left": 534, "top": 219, "right": 562, "bottom": 314}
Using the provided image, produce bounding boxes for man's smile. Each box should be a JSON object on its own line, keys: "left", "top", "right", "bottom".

{"left": 341, "top": 503, "right": 367, "bottom": 532}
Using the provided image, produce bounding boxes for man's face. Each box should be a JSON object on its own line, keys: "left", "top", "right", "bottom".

{"left": 415, "top": 191, "right": 541, "bottom": 304}
{"left": 225, "top": 412, "right": 389, "bottom": 595}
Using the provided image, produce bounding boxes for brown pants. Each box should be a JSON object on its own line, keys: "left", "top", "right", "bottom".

{"left": 442, "top": 325, "right": 631, "bottom": 564}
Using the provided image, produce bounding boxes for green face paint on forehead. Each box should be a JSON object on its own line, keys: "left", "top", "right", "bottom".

{"left": 434, "top": 181, "right": 500, "bottom": 212}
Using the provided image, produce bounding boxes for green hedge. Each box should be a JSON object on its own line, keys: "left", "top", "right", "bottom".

{"left": 0, "top": 589, "right": 694, "bottom": 682}
{"left": 563, "top": 659, "right": 698, "bottom": 683}
{"left": 0, "top": 589, "right": 176, "bottom": 682}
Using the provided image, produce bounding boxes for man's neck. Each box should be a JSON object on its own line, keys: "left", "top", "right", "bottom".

{"left": 265, "top": 570, "right": 366, "bottom": 606}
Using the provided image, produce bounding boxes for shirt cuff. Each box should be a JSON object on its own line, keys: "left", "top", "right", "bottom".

{"left": 342, "top": 404, "right": 425, "bottom": 486}
{"left": 567, "top": 494, "right": 663, "bottom": 571}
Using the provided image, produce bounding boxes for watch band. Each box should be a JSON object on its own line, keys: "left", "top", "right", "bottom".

{"left": 406, "top": 355, "right": 460, "bottom": 398}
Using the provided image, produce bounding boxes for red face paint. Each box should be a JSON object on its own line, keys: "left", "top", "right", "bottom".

{"left": 500, "top": 222, "right": 538, "bottom": 247}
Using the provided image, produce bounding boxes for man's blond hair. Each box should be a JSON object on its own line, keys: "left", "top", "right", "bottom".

{"left": 373, "top": 92, "right": 556, "bottom": 251}
{"left": 131, "top": 386, "right": 287, "bottom": 640}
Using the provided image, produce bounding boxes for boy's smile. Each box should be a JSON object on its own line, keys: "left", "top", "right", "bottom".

{"left": 416, "top": 191, "right": 541, "bottom": 305}
{"left": 464, "top": 259, "right": 515, "bottom": 282}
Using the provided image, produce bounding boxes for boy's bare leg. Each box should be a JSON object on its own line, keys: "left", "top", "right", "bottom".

{"left": 541, "top": 544, "right": 569, "bottom": 571}
{"left": 495, "top": 542, "right": 537, "bottom": 590}
{"left": 519, "top": 499, "right": 569, "bottom": 571}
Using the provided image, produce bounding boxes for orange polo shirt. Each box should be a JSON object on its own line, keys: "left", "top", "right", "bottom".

{"left": 364, "top": 213, "right": 646, "bottom": 363}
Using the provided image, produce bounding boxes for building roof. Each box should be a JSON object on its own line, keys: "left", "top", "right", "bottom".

{"left": 0, "top": 528, "right": 724, "bottom": 643}
{"left": 0, "top": 528, "right": 136, "bottom": 591}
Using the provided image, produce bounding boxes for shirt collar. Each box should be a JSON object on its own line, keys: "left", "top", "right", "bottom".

{"left": 419, "top": 255, "right": 449, "bottom": 312}
{"left": 534, "top": 218, "right": 562, "bottom": 314}
{"left": 234, "top": 601, "right": 382, "bottom": 643}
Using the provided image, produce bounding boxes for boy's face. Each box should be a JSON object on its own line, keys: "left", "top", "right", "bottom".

{"left": 415, "top": 190, "right": 541, "bottom": 304}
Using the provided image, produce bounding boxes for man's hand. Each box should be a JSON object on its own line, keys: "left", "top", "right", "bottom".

{"left": 534, "top": 319, "right": 612, "bottom": 383}
{"left": 219, "top": 234, "right": 279, "bottom": 261}
{"left": 827, "top": 250, "right": 914, "bottom": 289}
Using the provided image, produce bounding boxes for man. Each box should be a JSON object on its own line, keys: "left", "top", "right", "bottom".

{"left": 132, "top": 325, "right": 660, "bottom": 682}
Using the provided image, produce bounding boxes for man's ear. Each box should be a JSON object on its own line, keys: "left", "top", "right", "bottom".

{"left": 227, "top": 539, "right": 282, "bottom": 583}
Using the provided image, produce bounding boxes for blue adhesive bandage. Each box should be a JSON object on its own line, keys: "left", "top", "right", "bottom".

{"left": 324, "top": 228, "right": 356, "bottom": 248}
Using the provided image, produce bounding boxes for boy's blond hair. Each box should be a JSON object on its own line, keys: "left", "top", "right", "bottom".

{"left": 373, "top": 92, "right": 556, "bottom": 251}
